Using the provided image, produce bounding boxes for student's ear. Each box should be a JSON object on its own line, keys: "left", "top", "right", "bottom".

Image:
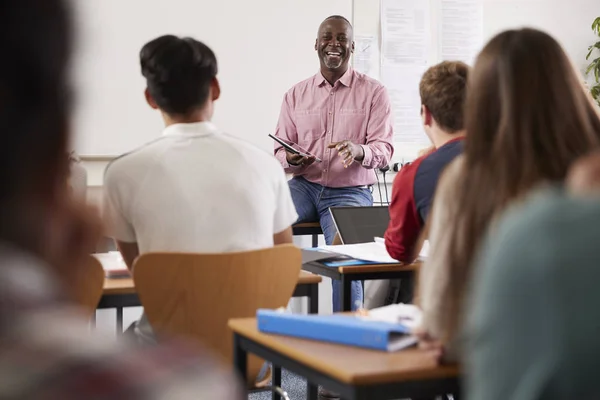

{"left": 211, "top": 77, "right": 221, "bottom": 101}
{"left": 421, "top": 105, "right": 433, "bottom": 127}
{"left": 351, "top": 40, "right": 355, "bottom": 53}
{"left": 144, "top": 88, "right": 159, "bottom": 110}
{"left": 314, "top": 39, "right": 318, "bottom": 51}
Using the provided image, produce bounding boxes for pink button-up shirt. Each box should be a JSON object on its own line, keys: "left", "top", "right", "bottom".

{"left": 274, "top": 68, "right": 394, "bottom": 188}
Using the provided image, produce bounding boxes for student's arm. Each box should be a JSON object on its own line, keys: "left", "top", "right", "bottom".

{"left": 115, "top": 241, "right": 139, "bottom": 270}
{"left": 273, "top": 226, "right": 293, "bottom": 245}
{"left": 384, "top": 163, "right": 421, "bottom": 263}
{"left": 359, "top": 86, "right": 394, "bottom": 169}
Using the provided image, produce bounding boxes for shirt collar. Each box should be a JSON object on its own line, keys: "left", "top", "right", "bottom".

{"left": 162, "top": 121, "right": 219, "bottom": 138}
{"left": 314, "top": 67, "right": 354, "bottom": 88}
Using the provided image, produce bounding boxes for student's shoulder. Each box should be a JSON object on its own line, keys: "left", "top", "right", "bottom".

{"left": 220, "top": 133, "right": 284, "bottom": 172}
{"left": 485, "top": 187, "right": 600, "bottom": 279}
{"left": 104, "top": 137, "right": 170, "bottom": 183}
{"left": 394, "top": 156, "right": 426, "bottom": 184}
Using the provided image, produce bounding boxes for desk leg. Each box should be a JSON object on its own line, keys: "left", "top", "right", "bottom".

{"left": 341, "top": 276, "right": 352, "bottom": 311}
{"left": 116, "top": 307, "right": 123, "bottom": 333}
{"left": 311, "top": 234, "right": 318, "bottom": 247}
{"left": 272, "top": 365, "right": 282, "bottom": 400}
{"left": 309, "top": 284, "right": 319, "bottom": 314}
{"left": 307, "top": 382, "right": 318, "bottom": 400}
{"left": 233, "top": 333, "right": 248, "bottom": 394}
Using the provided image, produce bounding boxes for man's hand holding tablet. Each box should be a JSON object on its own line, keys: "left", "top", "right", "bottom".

{"left": 269, "top": 134, "right": 322, "bottom": 166}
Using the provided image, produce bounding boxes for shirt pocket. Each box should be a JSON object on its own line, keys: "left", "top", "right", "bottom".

{"left": 294, "top": 109, "right": 323, "bottom": 145}
{"left": 337, "top": 108, "right": 367, "bottom": 142}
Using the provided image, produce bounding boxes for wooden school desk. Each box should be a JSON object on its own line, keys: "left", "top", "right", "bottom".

{"left": 229, "top": 317, "right": 460, "bottom": 400}
{"left": 99, "top": 271, "right": 322, "bottom": 332}
{"left": 302, "top": 260, "right": 420, "bottom": 311}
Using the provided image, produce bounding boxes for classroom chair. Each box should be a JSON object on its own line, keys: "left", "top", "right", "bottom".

{"left": 69, "top": 255, "right": 105, "bottom": 317}
{"left": 132, "top": 244, "right": 302, "bottom": 393}
{"left": 292, "top": 221, "right": 322, "bottom": 247}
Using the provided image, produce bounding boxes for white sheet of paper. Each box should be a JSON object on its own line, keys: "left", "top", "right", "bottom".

{"left": 381, "top": 0, "right": 431, "bottom": 66}
{"left": 320, "top": 242, "right": 398, "bottom": 263}
{"left": 360, "top": 303, "right": 422, "bottom": 329}
{"left": 380, "top": 64, "right": 430, "bottom": 158}
{"left": 93, "top": 252, "right": 130, "bottom": 278}
{"left": 440, "top": 0, "right": 483, "bottom": 65}
{"left": 353, "top": 35, "right": 377, "bottom": 77}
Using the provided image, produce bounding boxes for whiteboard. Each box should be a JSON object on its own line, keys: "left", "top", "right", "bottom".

{"left": 71, "top": 0, "right": 353, "bottom": 156}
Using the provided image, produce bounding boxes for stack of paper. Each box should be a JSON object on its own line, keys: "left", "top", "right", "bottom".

{"left": 93, "top": 251, "right": 130, "bottom": 278}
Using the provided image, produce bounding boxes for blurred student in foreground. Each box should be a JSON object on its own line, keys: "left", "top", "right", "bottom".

{"left": 416, "top": 28, "right": 600, "bottom": 363}
{"left": 465, "top": 149, "right": 600, "bottom": 399}
{"left": 0, "top": 0, "right": 242, "bottom": 398}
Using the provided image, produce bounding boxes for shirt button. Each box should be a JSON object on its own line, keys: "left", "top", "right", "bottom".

{"left": 330, "top": 92, "right": 334, "bottom": 95}
{"left": 329, "top": 111, "right": 333, "bottom": 115}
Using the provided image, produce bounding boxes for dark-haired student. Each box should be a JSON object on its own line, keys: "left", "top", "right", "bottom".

{"left": 384, "top": 61, "right": 468, "bottom": 264}
{"left": 102, "top": 35, "right": 298, "bottom": 344}
{"left": 0, "top": 0, "right": 242, "bottom": 398}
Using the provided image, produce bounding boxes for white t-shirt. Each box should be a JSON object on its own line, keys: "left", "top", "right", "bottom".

{"left": 103, "top": 122, "right": 298, "bottom": 254}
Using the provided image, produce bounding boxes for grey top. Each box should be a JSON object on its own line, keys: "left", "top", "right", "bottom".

{"left": 465, "top": 187, "right": 600, "bottom": 400}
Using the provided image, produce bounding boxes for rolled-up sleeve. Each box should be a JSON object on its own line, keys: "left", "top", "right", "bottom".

{"left": 274, "top": 92, "right": 303, "bottom": 174}
{"left": 361, "top": 86, "right": 394, "bottom": 169}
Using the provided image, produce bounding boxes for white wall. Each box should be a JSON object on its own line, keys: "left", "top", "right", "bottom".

{"left": 71, "top": 0, "right": 352, "bottom": 157}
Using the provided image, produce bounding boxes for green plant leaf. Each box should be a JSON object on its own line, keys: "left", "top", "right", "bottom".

{"left": 586, "top": 56, "right": 600, "bottom": 75}
{"left": 588, "top": 42, "right": 600, "bottom": 60}
{"left": 593, "top": 17, "right": 600, "bottom": 35}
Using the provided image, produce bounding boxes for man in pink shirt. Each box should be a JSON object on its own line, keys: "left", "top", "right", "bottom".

{"left": 274, "top": 15, "right": 394, "bottom": 313}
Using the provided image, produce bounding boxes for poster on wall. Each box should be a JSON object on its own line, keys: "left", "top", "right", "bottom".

{"left": 440, "top": 0, "right": 484, "bottom": 65}
{"left": 381, "top": 0, "right": 431, "bottom": 66}
{"left": 353, "top": 35, "right": 378, "bottom": 77}
{"left": 380, "top": 0, "right": 432, "bottom": 160}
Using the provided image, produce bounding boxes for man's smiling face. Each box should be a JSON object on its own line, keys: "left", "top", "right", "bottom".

{"left": 315, "top": 17, "right": 354, "bottom": 71}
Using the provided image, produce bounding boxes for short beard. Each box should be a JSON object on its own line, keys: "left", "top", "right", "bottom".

{"left": 323, "top": 57, "right": 343, "bottom": 69}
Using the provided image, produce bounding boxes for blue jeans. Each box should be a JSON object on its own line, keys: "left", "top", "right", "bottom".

{"left": 289, "top": 176, "right": 373, "bottom": 312}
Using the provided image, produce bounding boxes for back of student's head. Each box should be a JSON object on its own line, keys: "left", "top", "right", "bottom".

{"left": 140, "top": 35, "right": 218, "bottom": 116}
{"left": 439, "top": 28, "right": 600, "bottom": 345}
{"left": 419, "top": 61, "right": 469, "bottom": 132}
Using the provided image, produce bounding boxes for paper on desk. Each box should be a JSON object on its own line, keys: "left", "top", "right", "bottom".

{"left": 359, "top": 303, "right": 422, "bottom": 329}
{"left": 320, "top": 242, "right": 398, "bottom": 264}
{"left": 92, "top": 251, "right": 130, "bottom": 278}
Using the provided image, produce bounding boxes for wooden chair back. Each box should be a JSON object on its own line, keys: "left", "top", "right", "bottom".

{"left": 133, "top": 244, "right": 302, "bottom": 385}
{"left": 70, "top": 255, "right": 105, "bottom": 316}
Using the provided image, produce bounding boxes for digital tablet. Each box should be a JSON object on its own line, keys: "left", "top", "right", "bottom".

{"left": 268, "top": 134, "right": 322, "bottom": 162}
